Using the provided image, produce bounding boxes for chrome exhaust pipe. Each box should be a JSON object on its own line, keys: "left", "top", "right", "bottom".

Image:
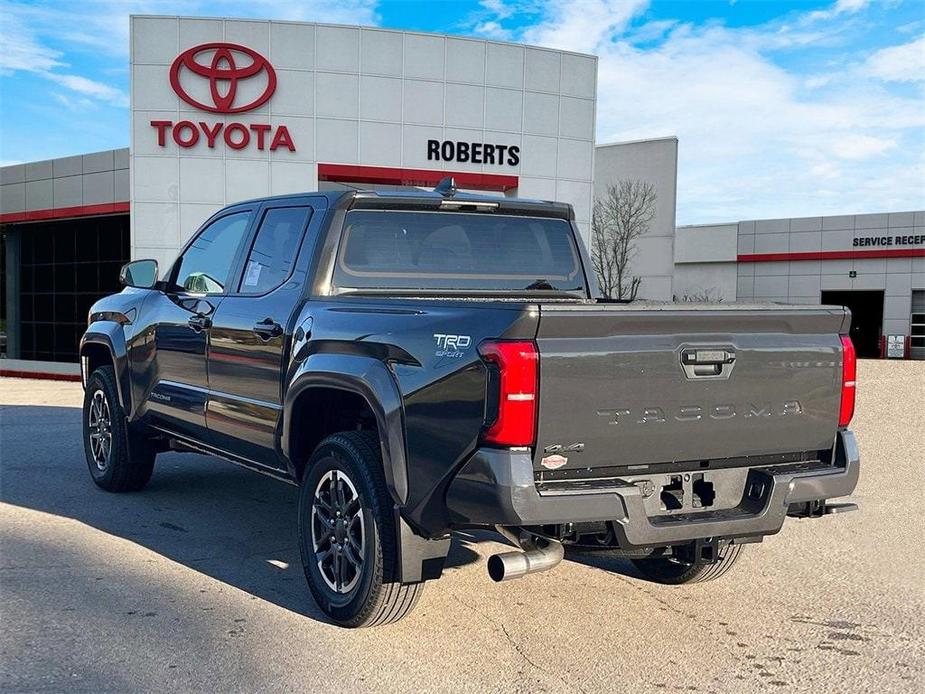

{"left": 487, "top": 534, "right": 564, "bottom": 582}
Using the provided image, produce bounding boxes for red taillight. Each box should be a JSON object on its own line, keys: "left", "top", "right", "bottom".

{"left": 479, "top": 340, "right": 538, "bottom": 447}
{"left": 839, "top": 334, "right": 856, "bottom": 427}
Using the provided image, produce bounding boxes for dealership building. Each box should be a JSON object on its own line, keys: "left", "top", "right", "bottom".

{"left": 673, "top": 213, "right": 925, "bottom": 359}
{"left": 0, "top": 15, "right": 922, "bottom": 371}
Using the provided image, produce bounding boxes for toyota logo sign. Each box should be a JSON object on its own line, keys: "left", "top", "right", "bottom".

{"left": 153, "top": 42, "right": 295, "bottom": 152}
{"left": 169, "top": 42, "right": 277, "bottom": 114}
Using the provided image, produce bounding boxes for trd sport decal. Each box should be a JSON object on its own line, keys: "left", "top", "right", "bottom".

{"left": 434, "top": 333, "right": 471, "bottom": 358}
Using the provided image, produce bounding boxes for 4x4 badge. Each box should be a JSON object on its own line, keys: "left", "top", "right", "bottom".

{"left": 543, "top": 442, "right": 584, "bottom": 454}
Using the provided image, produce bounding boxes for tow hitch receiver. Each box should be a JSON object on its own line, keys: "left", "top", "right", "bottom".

{"left": 675, "top": 538, "right": 720, "bottom": 564}
{"left": 788, "top": 500, "right": 859, "bottom": 518}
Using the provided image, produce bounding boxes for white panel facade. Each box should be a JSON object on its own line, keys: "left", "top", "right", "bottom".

{"left": 592, "top": 137, "right": 679, "bottom": 300}
{"left": 673, "top": 263, "right": 737, "bottom": 302}
{"left": 664, "top": 210, "right": 923, "bottom": 356}
{"left": 0, "top": 148, "right": 129, "bottom": 218}
{"left": 735, "top": 214, "right": 925, "bottom": 314}
{"left": 673, "top": 223, "right": 738, "bottom": 301}
{"left": 130, "top": 17, "right": 597, "bottom": 263}
{"left": 735, "top": 212, "right": 924, "bottom": 356}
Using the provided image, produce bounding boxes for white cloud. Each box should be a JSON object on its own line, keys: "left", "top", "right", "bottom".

{"left": 808, "top": 0, "right": 870, "bottom": 21}
{"left": 0, "top": 8, "right": 63, "bottom": 72}
{"left": 862, "top": 35, "right": 925, "bottom": 82}
{"left": 834, "top": 0, "right": 870, "bottom": 11}
{"left": 473, "top": 0, "right": 924, "bottom": 222}
{"left": 474, "top": 20, "right": 513, "bottom": 41}
{"left": 627, "top": 19, "right": 678, "bottom": 44}
{"left": 44, "top": 73, "right": 128, "bottom": 107}
{"left": 520, "top": 0, "right": 649, "bottom": 54}
{"left": 597, "top": 27, "right": 923, "bottom": 219}
{"left": 804, "top": 73, "right": 835, "bottom": 88}
{"left": 810, "top": 161, "right": 842, "bottom": 180}
{"left": 480, "top": 0, "right": 515, "bottom": 20}
{"left": 831, "top": 134, "right": 897, "bottom": 159}
{"left": 52, "top": 92, "right": 97, "bottom": 111}
{"left": 0, "top": 0, "right": 130, "bottom": 107}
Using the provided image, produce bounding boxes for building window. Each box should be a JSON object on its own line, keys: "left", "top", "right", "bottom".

{"left": 1, "top": 229, "right": 6, "bottom": 358}
{"left": 18, "top": 215, "right": 129, "bottom": 363}
{"left": 912, "top": 290, "right": 925, "bottom": 359}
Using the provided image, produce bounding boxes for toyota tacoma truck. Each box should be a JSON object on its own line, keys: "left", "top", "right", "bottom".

{"left": 80, "top": 182, "right": 860, "bottom": 627}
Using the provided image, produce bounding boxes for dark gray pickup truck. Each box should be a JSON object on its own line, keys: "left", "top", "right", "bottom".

{"left": 80, "top": 183, "right": 859, "bottom": 627}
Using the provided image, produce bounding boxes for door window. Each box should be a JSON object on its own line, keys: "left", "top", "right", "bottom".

{"left": 174, "top": 212, "right": 250, "bottom": 294}
{"left": 238, "top": 207, "right": 311, "bottom": 294}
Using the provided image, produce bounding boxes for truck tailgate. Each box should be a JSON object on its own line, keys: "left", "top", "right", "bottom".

{"left": 534, "top": 304, "right": 850, "bottom": 473}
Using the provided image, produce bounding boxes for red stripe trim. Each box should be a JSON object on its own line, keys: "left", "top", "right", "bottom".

{"left": 738, "top": 249, "right": 925, "bottom": 262}
{"left": 0, "top": 369, "right": 82, "bottom": 382}
{"left": 317, "top": 163, "right": 518, "bottom": 192}
{"left": 0, "top": 202, "right": 130, "bottom": 224}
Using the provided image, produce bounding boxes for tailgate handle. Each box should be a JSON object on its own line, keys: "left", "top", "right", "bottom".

{"left": 680, "top": 348, "right": 736, "bottom": 379}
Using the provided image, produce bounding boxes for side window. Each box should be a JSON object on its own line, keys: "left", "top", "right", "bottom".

{"left": 174, "top": 212, "right": 250, "bottom": 294}
{"left": 239, "top": 207, "right": 311, "bottom": 293}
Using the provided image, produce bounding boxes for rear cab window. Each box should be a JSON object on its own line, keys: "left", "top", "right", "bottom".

{"left": 332, "top": 210, "right": 586, "bottom": 295}
{"left": 238, "top": 206, "right": 312, "bottom": 294}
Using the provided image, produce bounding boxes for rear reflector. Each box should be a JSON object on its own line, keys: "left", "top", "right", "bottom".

{"left": 478, "top": 340, "right": 538, "bottom": 447}
{"left": 839, "top": 335, "right": 856, "bottom": 427}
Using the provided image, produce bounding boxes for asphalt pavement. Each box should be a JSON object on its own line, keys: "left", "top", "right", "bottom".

{"left": 1, "top": 360, "right": 923, "bottom": 693}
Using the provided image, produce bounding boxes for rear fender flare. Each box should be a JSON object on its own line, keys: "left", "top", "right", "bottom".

{"left": 80, "top": 322, "right": 133, "bottom": 417}
{"left": 283, "top": 353, "right": 408, "bottom": 505}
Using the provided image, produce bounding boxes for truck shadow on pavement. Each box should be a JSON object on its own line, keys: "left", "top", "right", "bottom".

{"left": 561, "top": 551, "right": 644, "bottom": 579}
{"left": 0, "top": 404, "right": 483, "bottom": 625}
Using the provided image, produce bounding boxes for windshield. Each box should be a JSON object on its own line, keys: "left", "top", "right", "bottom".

{"left": 334, "top": 210, "right": 585, "bottom": 294}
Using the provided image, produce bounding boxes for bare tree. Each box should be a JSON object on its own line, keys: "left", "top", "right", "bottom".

{"left": 590, "top": 179, "right": 656, "bottom": 300}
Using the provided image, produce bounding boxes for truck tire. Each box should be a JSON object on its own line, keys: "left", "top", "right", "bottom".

{"left": 82, "top": 366, "right": 155, "bottom": 492}
{"left": 298, "top": 431, "right": 422, "bottom": 628}
{"left": 630, "top": 543, "right": 744, "bottom": 585}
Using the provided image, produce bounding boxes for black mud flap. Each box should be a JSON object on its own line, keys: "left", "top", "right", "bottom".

{"left": 395, "top": 508, "right": 451, "bottom": 583}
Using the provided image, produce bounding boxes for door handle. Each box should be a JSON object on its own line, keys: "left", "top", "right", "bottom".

{"left": 680, "top": 348, "right": 736, "bottom": 379}
{"left": 188, "top": 314, "right": 211, "bottom": 333}
{"left": 253, "top": 318, "right": 283, "bottom": 341}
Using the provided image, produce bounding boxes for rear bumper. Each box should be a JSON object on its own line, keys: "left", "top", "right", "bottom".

{"left": 445, "top": 430, "right": 860, "bottom": 548}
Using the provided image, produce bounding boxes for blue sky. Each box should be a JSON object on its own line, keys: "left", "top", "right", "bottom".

{"left": 1, "top": 0, "right": 923, "bottom": 223}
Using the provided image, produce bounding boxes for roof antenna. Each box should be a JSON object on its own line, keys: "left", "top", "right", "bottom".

{"left": 434, "top": 176, "right": 457, "bottom": 197}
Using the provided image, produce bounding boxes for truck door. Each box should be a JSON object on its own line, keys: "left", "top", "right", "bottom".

{"left": 142, "top": 209, "right": 254, "bottom": 440}
{"left": 206, "top": 202, "right": 316, "bottom": 469}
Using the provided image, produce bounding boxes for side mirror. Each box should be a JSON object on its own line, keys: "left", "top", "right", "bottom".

{"left": 119, "top": 259, "right": 159, "bottom": 289}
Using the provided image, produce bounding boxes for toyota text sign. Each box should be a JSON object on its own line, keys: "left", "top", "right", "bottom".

{"left": 151, "top": 43, "right": 295, "bottom": 152}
